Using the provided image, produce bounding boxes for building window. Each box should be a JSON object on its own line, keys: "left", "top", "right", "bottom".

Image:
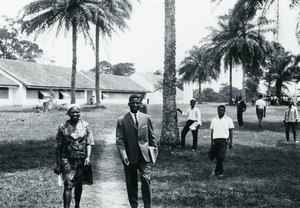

{"left": 38, "top": 91, "right": 50, "bottom": 99}
{"left": 0, "top": 87, "right": 9, "bottom": 99}
{"left": 76, "top": 90, "right": 85, "bottom": 99}
{"left": 59, "top": 91, "right": 70, "bottom": 99}
{"left": 27, "top": 89, "right": 38, "bottom": 99}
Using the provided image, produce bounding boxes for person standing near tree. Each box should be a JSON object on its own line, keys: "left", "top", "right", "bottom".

{"left": 209, "top": 105, "right": 234, "bottom": 178}
{"left": 237, "top": 95, "right": 247, "bottom": 127}
{"left": 54, "top": 104, "right": 94, "bottom": 208}
{"left": 139, "top": 95, "right": 148, "bottom": 114}
{"left": 283, "top": 98, "right": 299, "bottom": 143}
{"left": 256, "top": 94, "right": 266, "bottom": 130}
{"left": 177, "top": 98, "right": 202, "bottom": 150}
{"left": 116, "top": 94, "right": 158, "bottom": 208}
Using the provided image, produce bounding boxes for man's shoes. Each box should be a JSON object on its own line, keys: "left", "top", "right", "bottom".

{"left": 295, "top": 141, "right": 299, "bottom": 144}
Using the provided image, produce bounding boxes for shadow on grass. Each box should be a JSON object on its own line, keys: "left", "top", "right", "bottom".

{"left": 180, "top": 120, "right": 287, "bottom": 134}
{"left": 235, "top": 121, "right": 286, "bottom": 133}
{"left": 0, "top": 136, "right": 104, "bottom": 177}
{"left": 0, "top": 137, "right": 56, "bottom": 173}
{"left": 152, "top": 144, "right": 300, "bottom": 207}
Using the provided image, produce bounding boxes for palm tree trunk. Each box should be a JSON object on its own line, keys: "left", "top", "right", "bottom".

{"left": 71, "top": 20, "right": 77, "bottom": 104}
{"left": 275, "top": 80, "right": 283, "bottom": 99}
{"left": 95, "top": 26, "right": 100, "bottom": 106}
{"left": 242, "top": 66, "right": 246, "bottom": 99}
{"left": 160, "top": 0, "right": 180, "bottom": 146}
{"left": 229, "top": 60, "right": 233, "bottom": 105}
{"left": 198, "top": 79, "right": 202, "bottom": 104}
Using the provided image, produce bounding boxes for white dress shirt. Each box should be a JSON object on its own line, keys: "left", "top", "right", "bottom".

{"left": 182, "top": 107, "right": 202, "bottom": 125}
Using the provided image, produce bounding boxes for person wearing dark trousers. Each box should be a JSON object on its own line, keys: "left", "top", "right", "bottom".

{"left": 237, "top": 95, "right": 247, "bottom": 126}
{"left": 116, "top": 94, "right": 158, "bottom": 208}
{"left": 177, "top": 98, "right": 202, "bottom": 150}
{"left": 283, "top": 98, "right": 299, "bottom": 143}
{"left": 209, "top": 105, "right": 234, "bottom": 177}
{"left": 256, "top": 94, "right": 266, "bottom": 130}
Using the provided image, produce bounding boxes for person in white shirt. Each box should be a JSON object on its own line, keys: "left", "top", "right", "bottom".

{"left": 209, "top": 105, "right": 234, "bottom": 177}
{"left": 255, "top": 94, "right": 266, "bottom": 130}
{"left": 283, "top": 98, "right": 299, "bottom": 143}
{"left": 177, "top": 98, "right": 202, "bottom": 150}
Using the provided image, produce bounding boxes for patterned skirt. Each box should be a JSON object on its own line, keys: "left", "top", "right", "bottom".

{"left": 61, "top": 158, "right": 93, "bottom": 189}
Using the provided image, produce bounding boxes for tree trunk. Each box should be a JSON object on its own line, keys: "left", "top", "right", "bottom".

{"left": 242, "top": 66, "right": 246, "bottom": 99}
{"left": 198, "top": 79, "right": 202, "bottom": 104}
{"left": 95, "top": 26, "right": 101, "bottom": 106}
{"left": 275, "top": 80, "right": 282, "bottom": 99}
{"left": 71, "top": 21, "right": 77, "bottom": 104}
{"left": 229, "top": 60, "right": 233, "bottom": 105}
{"left": 160, "top": 0, "right": 180, "bottom": 146}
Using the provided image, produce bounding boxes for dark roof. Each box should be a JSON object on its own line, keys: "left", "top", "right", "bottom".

{"left": 83, "top": 71, "right": 149, "bottom": 93}
{"left": 0, "top": 59, "right": 95, "bottom": 89}
{"left": 0, "top": 73, "right": 18, "bottom": 87}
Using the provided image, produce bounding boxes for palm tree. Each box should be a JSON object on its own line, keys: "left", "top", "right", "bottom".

{"left": 178, "top": 46, "right": 220, "bottom": 103}
{"left": 94, "top": 0, "right": 132, "bottom": 105}
{"left": 160, "top": 0, "right": 180, "bottom": 146}
{"left": 202, "top": 14, "right": 269, "bottom": 103}
{"left": 21, "top": 0, "right": 105, "bottom": 103}
{"left": 264, "top": 41, "right": 300, "bottom": 98}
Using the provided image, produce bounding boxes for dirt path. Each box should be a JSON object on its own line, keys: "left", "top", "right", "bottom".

{"left": 82, "top": 131, "right": 129, "bottom": 207}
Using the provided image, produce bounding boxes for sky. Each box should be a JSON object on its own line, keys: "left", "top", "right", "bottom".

{"left": 1, "top": 0, "right": 300, "bottom": 93}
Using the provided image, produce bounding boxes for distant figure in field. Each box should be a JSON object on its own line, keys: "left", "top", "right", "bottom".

{"left": 54, "top": 104, "right": 94, "bottom": 208}
{"left": 283, "top": 98, "right": 299, "bottom": 143}
{"left": 90, "top": 96, "right": 95, "bottom": 105}
{"left": 139, "top": 95, "right": 148, "bottom": 114}
{"left": 237, "top": 95, "right": 246, "bottom": 127}
{"left": 251, "top": 97, "right": 255, "bottom": 106}
{"left": 177, "top": 98, "right": 202, "bottom": 150}
{"left": 255, "top": 94, "right": 266, "bottom": 130}
{"left": 209, "top": 105, "right": 234, "bottom": 178}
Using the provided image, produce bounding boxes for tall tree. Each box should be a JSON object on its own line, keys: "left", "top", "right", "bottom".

{"left": 0, "top": 16, "right": 43, "bottom": 62}
{"left": 160, "top": 0, "right": 180, "bottom": 146}
{"left": 21, "top": 0, "right": 105, "bottom": 103}
{"left": 89, "top": 61, "right": 135, "bottom": 76}
{"left": 202, "top": 14, "right": 269, "bottom": 104}
{"left": 178, "top": 46, "right": 220, "bottom": 103}
{"left": 264, "top": 41, "right": 300, "bottom": 98}
{"left": 94, "top": 0, "right": 132, "bottom": 105}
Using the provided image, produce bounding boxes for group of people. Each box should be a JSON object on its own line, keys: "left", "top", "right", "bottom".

{"left": 177, "top": 98, "right": 234, "bottom": 178}
{"left": 53, "top": 93, "right": 298, "bottom": 208}
{"left": 53, "top": 94, "right": 154, "bottom": 208}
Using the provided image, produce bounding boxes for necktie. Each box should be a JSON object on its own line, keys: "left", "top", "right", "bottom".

{"left": 134, "top": 114, "right": 138, "bottom": 128}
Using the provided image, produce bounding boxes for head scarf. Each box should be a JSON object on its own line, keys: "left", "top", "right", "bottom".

{"left": 66, "top": 103, "right": 81, "bottom": 114}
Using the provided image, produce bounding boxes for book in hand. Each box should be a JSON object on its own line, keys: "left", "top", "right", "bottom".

{"left": 149, "top": 146, "right": 157, "bottom": 163}
{"left": 189, "top": 122, "right": 198, "bottom": 130}
{"left": 57, "top": 174, "right": 63, "bottom": 187}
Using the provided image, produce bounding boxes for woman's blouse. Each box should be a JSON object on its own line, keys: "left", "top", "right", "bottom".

{"left": 56, "top": 119, "right": 94, "bottom": 159}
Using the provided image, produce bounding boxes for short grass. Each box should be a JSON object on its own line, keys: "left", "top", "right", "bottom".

{"left": 0, "top": 104, "right": 299, "bottom": 207}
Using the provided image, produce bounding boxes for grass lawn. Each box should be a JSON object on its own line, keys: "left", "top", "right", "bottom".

{"left": 0, "top": 103, "right": 300, "bottom": 207}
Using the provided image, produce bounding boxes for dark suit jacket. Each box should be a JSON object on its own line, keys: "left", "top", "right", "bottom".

{"left": 116, "top": 112, "right": 157, "bottom": 164}
{"left": 237, "top": 100, "right": 246, "bottom": 111}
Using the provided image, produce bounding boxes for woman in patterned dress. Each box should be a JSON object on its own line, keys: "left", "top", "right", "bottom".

{"left": 54, "top": 104, "right": 94, "bottom": 208}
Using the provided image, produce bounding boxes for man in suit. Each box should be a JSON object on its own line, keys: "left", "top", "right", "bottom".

{"left": 116, "top": 94, "right": 158, "bottom": 208}
{"left": 237, "top": 95, "right": 246, "bottom": 127}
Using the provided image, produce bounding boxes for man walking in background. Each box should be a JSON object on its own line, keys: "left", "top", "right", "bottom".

{"left": 256, "top": 94, "right": 266, "bottom": 130}
{"left": 116, "top": 94, "right": 158, "bottom": 208}
{"left": 283, "top": 98, "right": 299, "bottom": 143}
{"left": 237, "top": 95, "right": 246, "bottom": 127}
{"left": 177, "top": 98, "right": 202, "bottom": 150}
